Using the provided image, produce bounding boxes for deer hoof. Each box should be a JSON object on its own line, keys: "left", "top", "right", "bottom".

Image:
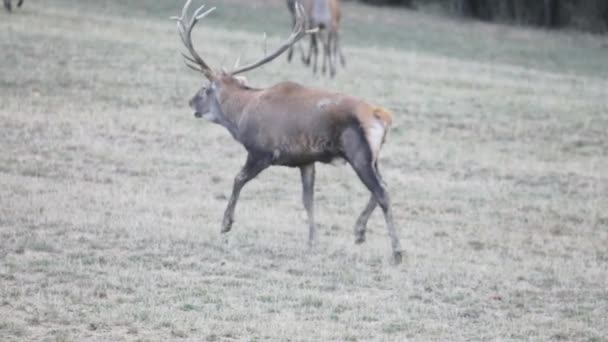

{"left": 392, "top": 251, "right": 403, "bottom": 265}
{"left": 221, "top": 218, "right": 233, "bottom": 233}
{"left": 354, "top": 232, "right": 366, "bottom": 244}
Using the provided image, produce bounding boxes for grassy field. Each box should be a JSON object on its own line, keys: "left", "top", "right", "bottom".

{"left": 1, "top": 0, "right": 608, "bottom": 341}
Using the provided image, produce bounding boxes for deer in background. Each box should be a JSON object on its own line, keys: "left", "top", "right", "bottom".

{"left": 173, "top": 0, "right": 402, "bottom": 263}
{"left": 3, "top": 0, "right": 23, "bottom": 12}
{"left": 286, "top": 0, "right": 346, "bottom": 78}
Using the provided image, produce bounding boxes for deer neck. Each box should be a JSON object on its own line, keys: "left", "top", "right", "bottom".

{"left": 213, "top": 85, "right": 259, "bottom": 141}
{"left": 206, "top": 93, "right": 237, "bottom": 140}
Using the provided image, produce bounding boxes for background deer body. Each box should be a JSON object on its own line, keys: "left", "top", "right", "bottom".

{"left": 175, "top": 0, "right": 402, "bottom": 263}
{"left": 287, "top": 0, "right": 346, "bottom": 77}
{"left": 4, "top": 0, "right": 23, "bottom": 12}
{"left": 3, "top": 0, "right": 23, "bottom": 12}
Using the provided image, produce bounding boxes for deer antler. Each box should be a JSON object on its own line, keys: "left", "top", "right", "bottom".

{"left": 230, "top": 3, "right": 318, "bottom": 76}
{"left": 172, "top": 0, "right": 217, "bottom": 80}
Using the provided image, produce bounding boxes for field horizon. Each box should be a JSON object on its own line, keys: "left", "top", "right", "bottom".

{"left": 1, "top": 0, "right": 607, "bottom": 341}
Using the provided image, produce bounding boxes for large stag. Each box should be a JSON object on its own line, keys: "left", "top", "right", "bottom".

{"left": 286, "top": 0, "right": 346, "bottom": 77}
{"left": 173, "top": 0, "right": 402, "bottom": 263}
{"left": 3, "top": 0, "right": 23, "bottom": 12}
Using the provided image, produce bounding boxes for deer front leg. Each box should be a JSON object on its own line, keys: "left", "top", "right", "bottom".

{"left": 300, "top": 163, "right": 316, "bottom": 248}
{"left": 342, "top": 129, "right": 403, "bottom": 264}
{"left": 4, "top": 0, "right": 11, "bottom": 12}
{"left": 222, "top": 154, "right": 270, "bottom": 233}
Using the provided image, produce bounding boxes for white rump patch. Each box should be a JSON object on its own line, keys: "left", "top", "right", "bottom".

{"left": 367, "top": 119, "right": 386, "bottom": 158}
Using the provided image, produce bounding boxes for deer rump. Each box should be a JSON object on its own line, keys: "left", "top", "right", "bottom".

{"left": 235, "top": 82, "right": 391, "bottom": 168}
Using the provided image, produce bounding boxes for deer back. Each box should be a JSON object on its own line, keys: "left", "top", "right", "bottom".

{"left": 219, "top": 81, "right": 390, "bottom": 166}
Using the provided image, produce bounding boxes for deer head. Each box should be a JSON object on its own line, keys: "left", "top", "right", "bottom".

{"left": 172, "top": 0, "right": 316, "bottom": 122}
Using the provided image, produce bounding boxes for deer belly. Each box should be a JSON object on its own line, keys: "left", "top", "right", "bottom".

{"left": 268, "top": 135, "right": 342, "bottom": 166}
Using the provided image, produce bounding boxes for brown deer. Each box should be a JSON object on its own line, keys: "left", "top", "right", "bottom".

{"left": 3, "top": 0, "right": 23, "bottom": 12}
{"left": 286, "top": 0, "right": 346, "bottom": 78}
{"left": 173, "top": 0, "right": 402, "bottom": 263}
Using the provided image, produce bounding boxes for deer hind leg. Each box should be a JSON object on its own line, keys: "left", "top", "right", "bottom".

{"left": 17, "top": 0, "right": 22, "bottom": 7}
{"left": 222, "top": 153, "right": 271, "bottom": 233}
{"left": 341, "top": 126, "right": 403, "bottom": 264}
{"left": 354, "top": 164, "right": 387, "bottom": 243}
{"left": 300, "top": 164, "right": 316, "bottom": 248}
{"left": 4, "top": 0, "right": 11, "bottom": 12}
{"left": 354, "top": 194, "right": 376, "bottom": 244}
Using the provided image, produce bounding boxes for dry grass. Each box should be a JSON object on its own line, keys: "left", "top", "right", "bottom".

{"left": 1, "top": 1, "right": 607, "bottom": 341}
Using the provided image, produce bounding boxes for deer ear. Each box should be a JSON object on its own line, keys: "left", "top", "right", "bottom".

{"left": 234, "top": 76, "right": 248, "bottom": 86}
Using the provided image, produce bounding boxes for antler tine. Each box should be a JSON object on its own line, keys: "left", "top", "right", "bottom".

{"left": 172, "top": 0, "right": 216, "bottom": 80}
{"left": 230, "top": 2, "right": 318, "bottom": 76}
{"left": 184, "top": 60, "right": 204, "bottom": 73}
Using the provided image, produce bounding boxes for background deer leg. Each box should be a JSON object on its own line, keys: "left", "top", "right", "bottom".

{"left": 287, "top": 16, "right": 296, "bottom": 62}
{"left": 342, "top": 127, "right": 403, "bottom": 264}
{"left": 297, "top": 40, "right": 306, "bottom": 65}
{"left": 328, "top": 30, "right": 337, "bottom": 77}
{"left": 321, "top": 33, "right": 332, "bottom": 76}
{"left": 300, "top": 164, "right": 316, "bottom": 248}
{"left": 287, "top": 45, "right": 294, "bottom": 63}
{"left": 222, "top": 154, "right": 271, "bottom": 233}
{"left": 334, "top": 30, "right": 346, "bottom": 67}
{"left": 302, "top": 35, "right": 311, "bottom": 65}
{"left": 311, "top": 34, "right": 319, "bottom": 73}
